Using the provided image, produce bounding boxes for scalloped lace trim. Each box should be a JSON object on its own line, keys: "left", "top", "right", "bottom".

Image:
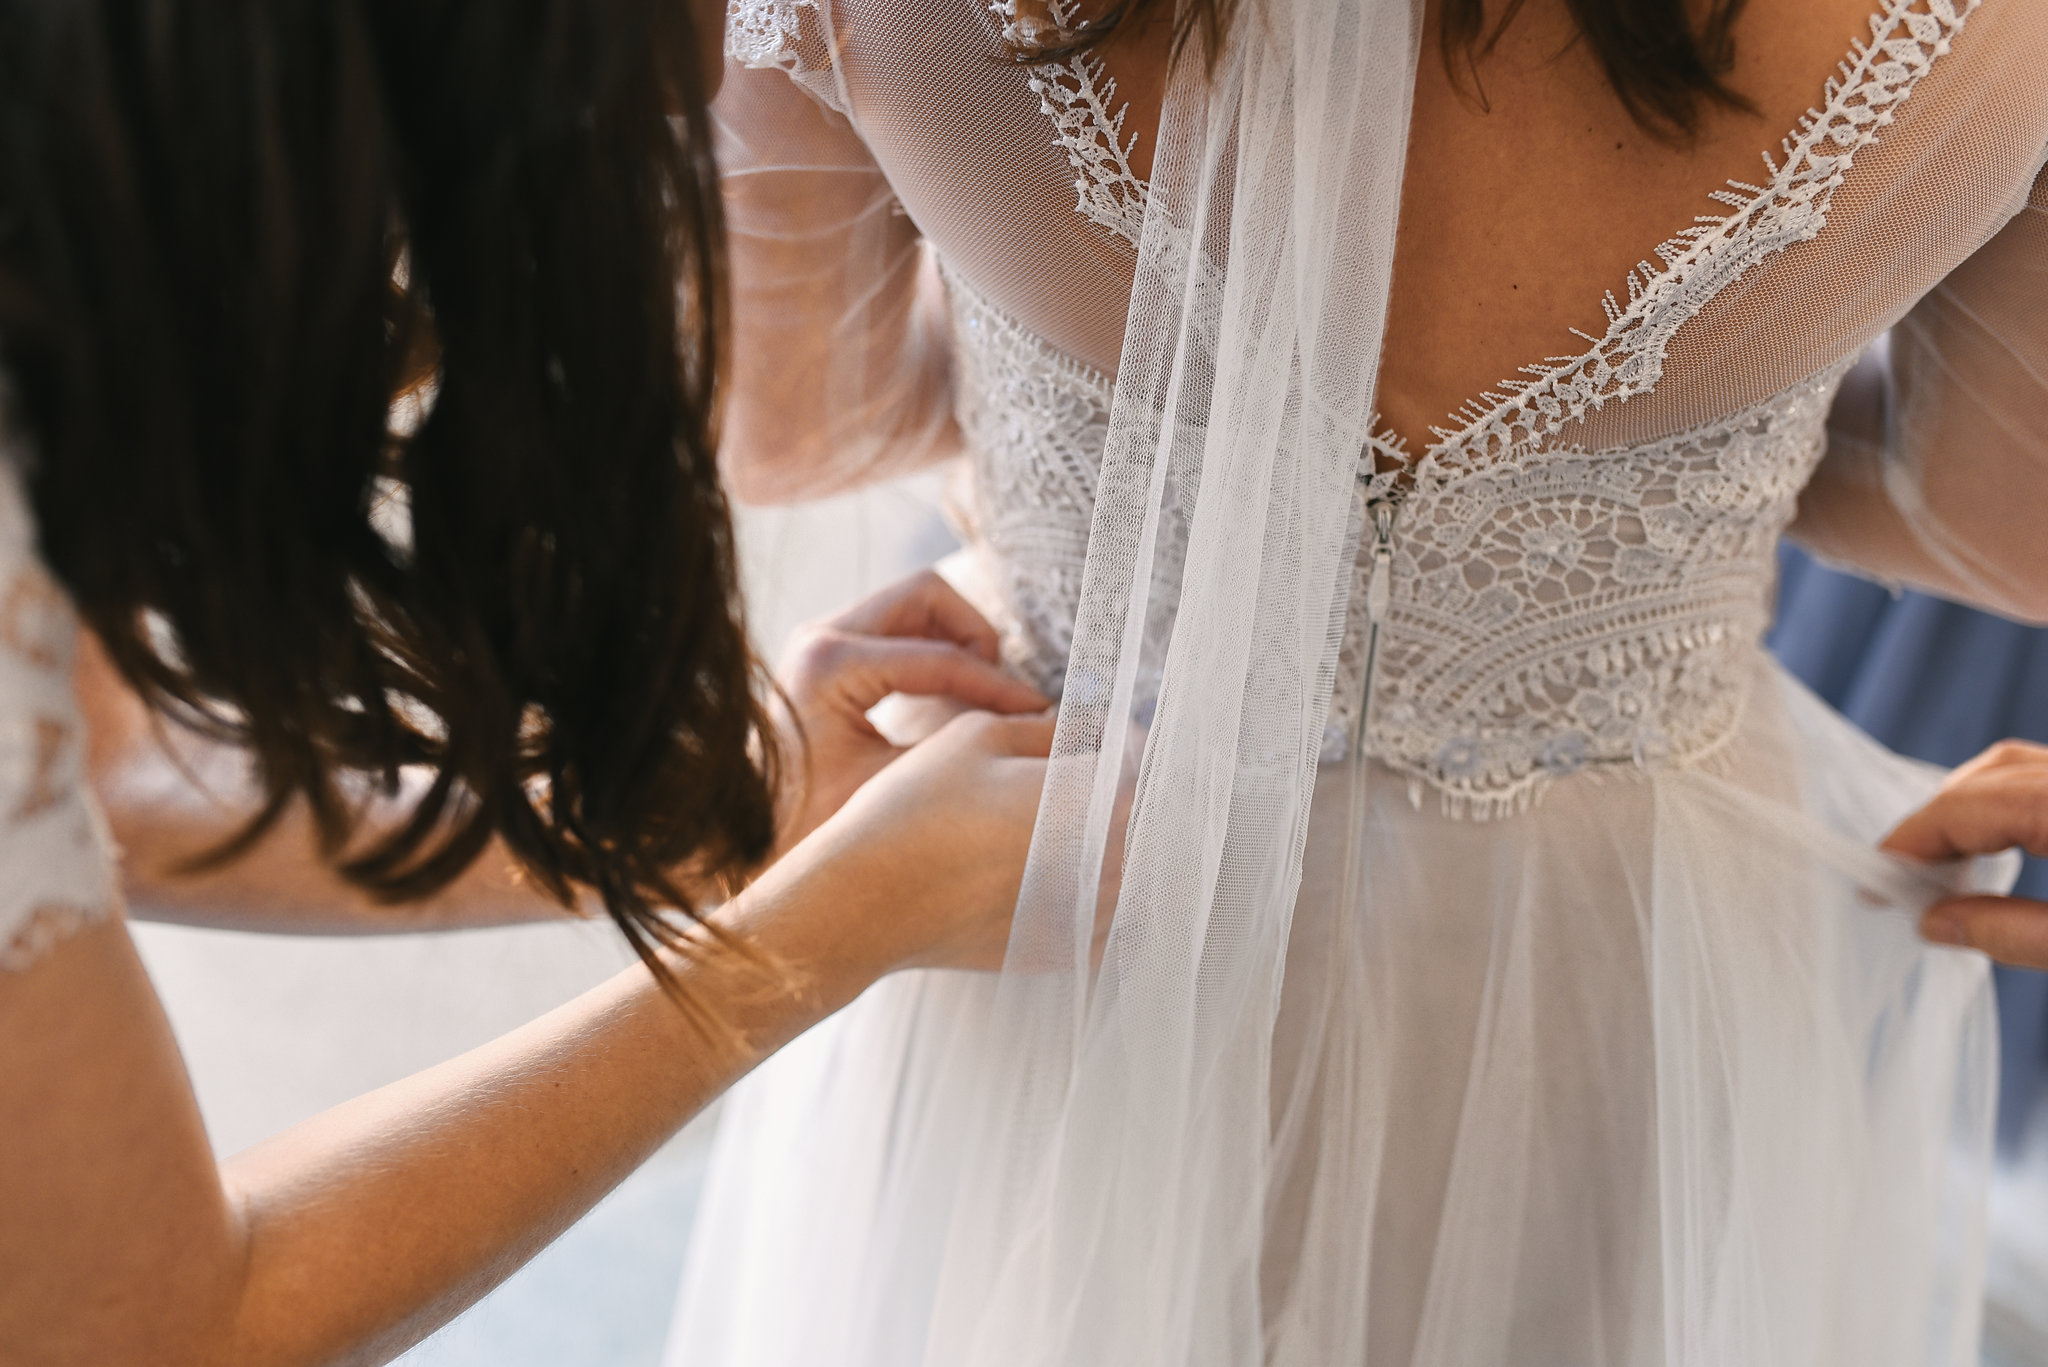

{"left": 1414, "top": 0, "right": 1972, "bottom": 476}
{"left": 726, "top": 0, "right": 815, "bottom": 70}
{"left": 726, "top": 0, "right": 854, "bottom": 117}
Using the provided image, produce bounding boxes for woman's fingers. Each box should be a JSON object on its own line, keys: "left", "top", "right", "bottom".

{"left": 1880, "top": 739, "right": 2048, "bottom": 968}
{"left": 1881, "top": 742, "right": 2048, "bottom": 863}
{"left": 827, "top": 569, "right": 1004, "bottom": 662}
{"left": 972, "top": 711, "right": 1059, "bottom": 756}
{"left": 797, "top": 631, "right": 1048, "bottom": 717}
{"left": 1922, "top": 895, "right": 2048, "bottom": 969}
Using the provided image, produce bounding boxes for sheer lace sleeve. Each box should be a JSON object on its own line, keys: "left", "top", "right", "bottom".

{"left": 0, "top": 456, "right": 119, "bottom": 973}
{"left": 714, "top": 11, "right": 960, "bottom": 505}
{"left": 1793, "top": 156, "right": 2048, "bottom": 623}
{"left": 728, "top": 0, "right": 850, "bottom": 118}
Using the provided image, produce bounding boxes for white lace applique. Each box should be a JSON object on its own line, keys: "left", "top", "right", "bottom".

{"left": 986, "top": 1, "right": 1151, "bottom": 244}
{"left": 727, "top": 0, "right": 809, "bottom": 69}
{"left": 1028, "top": 55, "right": 1150, "bottom": 244}
{"left": 1311, "top": 0, "right": 1974, "bottom": 811}
{"left": 944, "top": 262, "right": 1134, "bottom": 696}
{"left": 0, "top": 902, "right": 103, "bottom": 973}
{"left": 951, "top": 0, "right": 1971, "bottom": 818}
{"left": 0, "top": 457, "right": 119, "bottom": 974}
{"left": 1326, "top": 363, "right": 1853, "bottom": 815}
{"left": 726, "top": 0, "right": 852, "bottom": 118}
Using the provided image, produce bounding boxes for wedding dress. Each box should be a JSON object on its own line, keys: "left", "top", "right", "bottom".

{"left": 668, "top": 0, "right": 2048, "bottom": 1362}
{"left": 665, "top": 1, "right": 2048, "bottom": 1363}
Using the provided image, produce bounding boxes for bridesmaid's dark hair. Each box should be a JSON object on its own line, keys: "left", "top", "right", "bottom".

{"left": 0, "top": 0, "right": 778, "bottom": 980}
{"left": 1040, "top": 0, "right": 1754, "bottom": 141}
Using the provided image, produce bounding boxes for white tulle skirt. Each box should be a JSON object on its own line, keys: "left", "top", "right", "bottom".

{"left": 663, "top": 659, "right": 2012, "bottom": 1366}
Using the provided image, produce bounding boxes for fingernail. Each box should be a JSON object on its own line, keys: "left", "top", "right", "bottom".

{"left": 1922, "top": 912, "right": 1968, "bottom": 947}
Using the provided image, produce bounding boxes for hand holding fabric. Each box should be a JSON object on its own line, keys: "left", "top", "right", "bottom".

{"left": 767, "top": 569, "right": 1048, "bottom": 865}
{"left": 1885, "top": 739, "right": 2048, "bottom": 967}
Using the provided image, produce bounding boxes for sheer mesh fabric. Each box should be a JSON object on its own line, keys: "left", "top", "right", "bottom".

{"left": 713, "top": 0, "right": 1144, "bottom": 511}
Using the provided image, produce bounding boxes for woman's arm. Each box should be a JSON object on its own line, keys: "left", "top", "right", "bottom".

{"left": 713, "top": 56, "right": 962, "bottom": 505}
{"left": 78, "top": 629, "right": 569, "bottom": 931}
{"left": 93, "top": 571, "right": 1042, "bottom": 934}
{"left": 0, "top": 706, "right": 1051, "bottom": 1367}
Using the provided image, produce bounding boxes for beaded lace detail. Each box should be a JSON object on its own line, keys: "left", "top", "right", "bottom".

{"left": 1330, "top": 363, "right": 1851, "bottom": 815}
{"left": 941, "top": 0, "right": 1970, "bottom": 815}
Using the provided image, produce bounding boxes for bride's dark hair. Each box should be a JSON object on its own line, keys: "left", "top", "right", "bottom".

{"left": 1055, "top": 0, "right": 1754, "bottom": 140}
{"left": 0, "top": 0, "right": 776, "bottom": 977}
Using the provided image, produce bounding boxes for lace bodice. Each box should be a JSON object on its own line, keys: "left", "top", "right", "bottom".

{"left": 926, "top": 0, "right": 1962, "bottom": 813}
{"left": 942, "top": 262, "right": 1855, "bottom": 812}
{"left": 723, "top": 0, "right": 2048, "bottom": 814}
{"left": 0, "top": 454, "right": 118, "bottom": 971}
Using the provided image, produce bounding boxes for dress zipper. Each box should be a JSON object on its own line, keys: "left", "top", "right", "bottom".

{"left": 1336, "top": 474, "right": 1401, "bottom": 928}
{"left": 1351, "top": 490, "right": 1400, "bottom": 753}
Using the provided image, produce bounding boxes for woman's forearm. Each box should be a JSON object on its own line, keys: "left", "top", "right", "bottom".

{"left": 107, "top": 778, "right": 573, "bottom": 933}
{"left": 206, "top": 851, "right": 878, "bottom": 1366}
{"left": 0, "top": 852, "right": 878, "bottom": 1367}
{"left": 77, "top": 629, "right": 562, "bottom": 933}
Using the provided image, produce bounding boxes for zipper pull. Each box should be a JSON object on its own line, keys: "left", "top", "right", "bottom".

{"left": 1364, "top": 498, "right": 1396, "bottom": 625}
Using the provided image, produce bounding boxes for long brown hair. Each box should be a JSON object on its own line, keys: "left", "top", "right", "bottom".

{"left": 1042, "top": 0, "right": 1753, "bottom": 140}
{"left": 0, "top": 0, "right": 776, "bottom": 979}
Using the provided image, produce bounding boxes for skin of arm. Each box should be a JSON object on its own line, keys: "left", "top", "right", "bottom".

{"left": 78, "top": 629, "right": 572, "bottom": 931}
{"left": 0, "top": 702, "right": 1054, "bottom": 1367}
{"left": 3, "top": 4, "right": 1042, "bottom": 1358}
{"left": 89, "top": 570, "right": 1044, "bottom": 934}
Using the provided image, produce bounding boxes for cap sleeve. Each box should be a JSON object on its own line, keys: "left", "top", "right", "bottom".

{"left": 0, "top": 458, "right": 119, "bottom": 972}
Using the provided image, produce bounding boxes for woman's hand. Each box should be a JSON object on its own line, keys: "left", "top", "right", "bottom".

{"left": 768, "top": 569, "right": 1047, "bottom": 862}
{"left": 738, "top": 710, "right": 1060, "bottom": 994}
{"left": 1882, "top": 740, "right": 2048, "bottom": 967}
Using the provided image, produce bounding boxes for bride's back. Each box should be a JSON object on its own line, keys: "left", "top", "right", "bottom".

{"left": 778, "top": 0, "right": 2048, "bottom": 456}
